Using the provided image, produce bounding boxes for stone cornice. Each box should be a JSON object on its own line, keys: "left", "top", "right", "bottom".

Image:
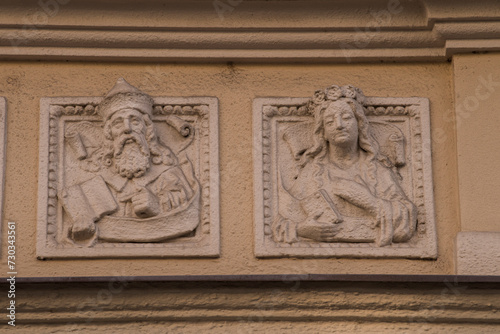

{"left": 11, "top": 274, "right": 500, "bottom": 283}
{"left": 0, "top": 0, "right": 499, "bottom": 62}
{"left": 9, "top": 279, "right": 500, "bottom": 325}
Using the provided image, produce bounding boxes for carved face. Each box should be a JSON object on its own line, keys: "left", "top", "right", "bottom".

{"left": 109, "top": 108, "right": 147, "bottom": 139}
{"left": 108, "top": 108, "right": 150, "bottom": 156}
{"left": 322, "top": 101, "right": 358, "bottom": 148}
{"left": 108, "top": 108, "right": 151, "bottom": 179}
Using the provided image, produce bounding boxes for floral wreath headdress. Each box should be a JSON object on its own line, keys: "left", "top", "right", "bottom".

{"left": 307, "top": 84, "right": 366, "bottom": 116}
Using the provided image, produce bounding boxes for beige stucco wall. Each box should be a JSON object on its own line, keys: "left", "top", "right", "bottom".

{"left": 0, "top": 61, "right": 458, "bottom": 276}
{"left": 454, "top": 53, "right": 500, "bottom": 232}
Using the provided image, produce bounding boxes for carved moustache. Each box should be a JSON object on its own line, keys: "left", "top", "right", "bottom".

{"left": 114, "top": 132, "right": 150, "bottom": 157}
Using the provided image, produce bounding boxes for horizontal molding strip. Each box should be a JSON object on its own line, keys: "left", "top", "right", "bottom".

{"left": 8, "top": 274, "right": 500, "bottom": 283}
{"left": 0, "top": 22, "right": 499, "bottom": 62}
{"left": 13, "top": 279, "right": 500, "bottom": 325}
{"left": 0, "top": 46, "right": 449, "bottom": 63}
{"left": 17, "top": 309, "right": 500, "bottom": 325}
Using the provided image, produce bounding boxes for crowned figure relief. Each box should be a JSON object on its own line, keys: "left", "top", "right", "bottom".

{"left": 273, "top": 85, "right": 417, "bottom": 246}
{"left": 59, "top": 78, "right": 200, "bottom": 245}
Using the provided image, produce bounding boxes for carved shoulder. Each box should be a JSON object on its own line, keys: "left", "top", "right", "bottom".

{"left": 288, "top": 163, "right": 319, "bottom": 200}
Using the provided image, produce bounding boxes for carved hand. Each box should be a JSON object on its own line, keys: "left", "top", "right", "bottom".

{"left": 132, "top": 187, "right": 161, "bottom": 218}
{"left": 155, "top": 171, "right": 190, "bottom": 211}
{"left": 166, "top": 190, "right": 188, "bottom": 210}
{"left": 71, "top": 218, "right": 96, "bottom": 241}
{"left": 297, "top": 211, "right": 342, "bottom": 242}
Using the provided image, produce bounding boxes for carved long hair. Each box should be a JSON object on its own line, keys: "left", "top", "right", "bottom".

{"left": 301, "top": 98, "right": 380, "bottom": 189}
{"left": 102, "top": 111, "right": 177, "bottom": 167}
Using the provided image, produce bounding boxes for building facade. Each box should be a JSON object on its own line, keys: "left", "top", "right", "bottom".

{"left": 0, "top": 0, "right": 499, "bottom": 332}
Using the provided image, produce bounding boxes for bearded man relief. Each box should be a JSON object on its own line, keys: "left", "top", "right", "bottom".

{"left": 59, "top": 79, "right": 201, "bottom": 245}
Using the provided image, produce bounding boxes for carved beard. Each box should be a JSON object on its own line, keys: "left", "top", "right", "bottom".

{"left": 113, "top": 135, "right": 151, "bottom": 179}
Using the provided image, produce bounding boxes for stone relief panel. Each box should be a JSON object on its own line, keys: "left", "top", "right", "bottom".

{"left": 37, "top": 79, "right": 219, "bottom": 258}
{"left": 253, "top": 85, "right": 437, "bottom": 258}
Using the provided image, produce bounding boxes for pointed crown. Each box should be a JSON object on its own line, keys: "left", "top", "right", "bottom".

{"left": 97, "top": 78, "right": 154, "bottom": 121}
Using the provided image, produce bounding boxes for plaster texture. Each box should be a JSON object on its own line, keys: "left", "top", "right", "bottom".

{"left": 0, "top": 61, "right": 457, "bottom": 276}
{"left": 454, "top": 53, "right": 500, "bottom": 233}
{"left": 456, "top": 232, "right": 500, "bottom": 275}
